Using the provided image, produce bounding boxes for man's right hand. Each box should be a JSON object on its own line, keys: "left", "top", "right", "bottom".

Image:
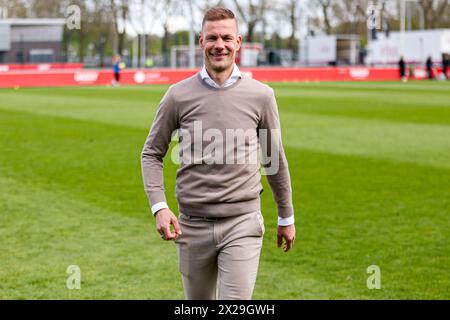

{"left": 155, "top": 208, "right": 182, "bottom": 241}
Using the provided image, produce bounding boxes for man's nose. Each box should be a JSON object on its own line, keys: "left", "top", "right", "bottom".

{"left": 214, "top": 38, "right": 225, "bottom": 50}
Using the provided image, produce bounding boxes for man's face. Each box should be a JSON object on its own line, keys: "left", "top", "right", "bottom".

{"left": 199, "top": 19, "right": 242, "bottom": 73}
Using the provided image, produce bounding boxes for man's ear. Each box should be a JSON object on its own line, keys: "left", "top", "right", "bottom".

{"left": 236, "top": 34, "right": 242, "bottom": 52}
{"left": 199, "top": 32, "right": 204, "bottom": 49}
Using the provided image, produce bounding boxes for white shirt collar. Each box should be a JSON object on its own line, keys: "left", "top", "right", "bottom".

{"left": 200, "top": 64, "right": 242, "bottom": 88}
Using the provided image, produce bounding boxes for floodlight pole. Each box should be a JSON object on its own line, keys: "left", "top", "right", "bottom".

{"left": 400, "top": 0, "right": 405, "bottom": 56}
{"left": 297, "top": 0, "right": 310, "bottom": 65}
{"left": 140, "top": 0, "right": 147, "bottom": 69}
{"left": 188, "top": 0, "right": 195, "bottom": 69}
{"left": 297, "top": 0, "right": 301, "bottom": 64}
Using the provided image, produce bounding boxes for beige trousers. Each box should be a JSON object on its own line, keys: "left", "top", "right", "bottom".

{"left": 174, "top": 210, "right": 265, "bottom": 300}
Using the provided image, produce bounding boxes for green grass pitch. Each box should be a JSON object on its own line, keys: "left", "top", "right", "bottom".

{"left": 0, "top": 81, "right": 449, "bottom": 299}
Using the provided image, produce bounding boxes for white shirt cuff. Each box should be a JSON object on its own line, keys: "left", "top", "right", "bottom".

{"left": 278, "top": 215, "right": 295, "bottom": 226}
{"left": 151, "top": 202, "right": 169, "bottom": 215}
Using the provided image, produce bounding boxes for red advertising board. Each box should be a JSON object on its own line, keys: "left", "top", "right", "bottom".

{"left": 0, "top": 66, "right": 437, "bottom": 88}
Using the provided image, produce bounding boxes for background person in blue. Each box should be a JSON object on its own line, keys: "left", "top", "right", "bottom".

{"left": 112, "top": 55, "right": 122, "bottom": 86}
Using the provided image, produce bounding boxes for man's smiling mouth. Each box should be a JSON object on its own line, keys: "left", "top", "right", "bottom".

{"left": 210, "top": 52, "right": 229, "bottom": 57}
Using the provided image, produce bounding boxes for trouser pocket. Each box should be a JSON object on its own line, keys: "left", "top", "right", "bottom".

{"left": 175, "top": 216, "right": 189, "bottom": 277}
{"left": 176, "top": 241, "right": 189, "bottom": 277}
{"left": 255, "top": 210, "right": 265, "bottom": 236}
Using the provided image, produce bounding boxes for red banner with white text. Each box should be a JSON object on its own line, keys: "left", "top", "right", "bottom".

{"left": 0, "top": 67, "right": 436, "bottom": 88}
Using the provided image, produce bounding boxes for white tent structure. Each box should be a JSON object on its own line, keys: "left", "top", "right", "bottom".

{"left": 366, "top": 29, "right": 450, "bottom": 65}
{"left": 299, "top": 35, "right": 360, "bottom": 66}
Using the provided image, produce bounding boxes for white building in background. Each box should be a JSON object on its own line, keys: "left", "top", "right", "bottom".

{"left": 0, "top": 19, "right": 65, "bottom": 63}
{"left": 299, "top": 35, "right": 360, "bottom": 66}
{"left": 366, "top": 29, "right": 450, "bottom": 65}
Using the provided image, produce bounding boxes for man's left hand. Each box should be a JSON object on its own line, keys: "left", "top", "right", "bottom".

{"left": 277, "top": 224, "right": 296, "bottom": 252}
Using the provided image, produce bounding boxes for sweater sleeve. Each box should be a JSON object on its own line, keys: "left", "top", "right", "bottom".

{"left": 258, "top": 88, "right": 294, "bottom": 219}
{"left": 141, "top": 87, "right": 179, "bottom": 211}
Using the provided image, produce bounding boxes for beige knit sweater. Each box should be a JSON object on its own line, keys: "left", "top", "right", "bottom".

{"left": 141, "top": 73, "right": 294, "bottom": 219}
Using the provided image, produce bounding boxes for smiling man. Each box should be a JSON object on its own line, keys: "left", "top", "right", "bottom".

{"left": 141, "top": 7, "right": 296, "bottom": 300}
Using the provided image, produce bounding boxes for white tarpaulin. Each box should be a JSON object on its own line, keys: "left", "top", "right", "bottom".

{"left": 367, "top": 29, "right": 450, "bottom": 64}
{"left": 300, "top": 35, "right": 336, "bottom": 65}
